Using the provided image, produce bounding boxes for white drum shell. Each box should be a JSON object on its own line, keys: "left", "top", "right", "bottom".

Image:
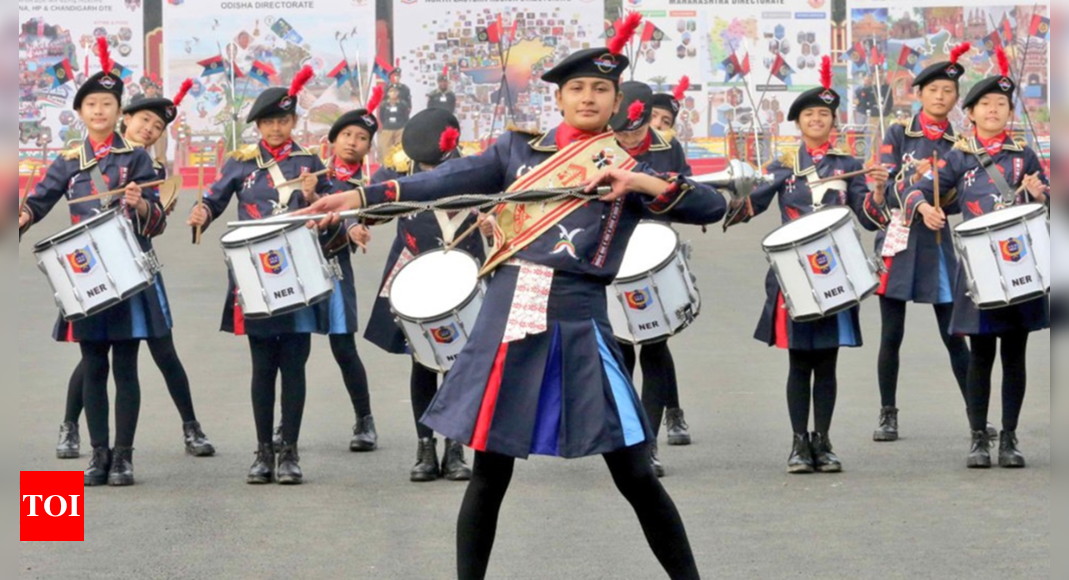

{"left": 608, "top": 222, "right": 701, "bottom": 344}
{"left": 953, "top": 204, "right": 1050, "bottom": 310}
{"left": 221, "top": 224, "right": 336, "bottom": 319}
{"left": 33, "top": 210, "right": 157, "bottom": 321}
{"left": 762, "top": 208, "right": 879, "bottom": 322}
{"left": 390, "top": 249, "right": 485, "bottom": 373}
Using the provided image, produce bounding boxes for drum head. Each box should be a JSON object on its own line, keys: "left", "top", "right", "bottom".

{"left": 221, "top": 221, "right": 294, "bottom": 247}
{"left": 33, "top": 208, "right": 119, "bottom": 250}
{"left": 391, "top": 250, "right": 479, "bottom": 319}
{"left": 763, "top": 207, "right": 851, "bottom": 250}
{"left": 618, "top": 222, "right": 679, "bottom": 279}
{"left": 955, "top": 203, "right": 1047, "bottom": 235}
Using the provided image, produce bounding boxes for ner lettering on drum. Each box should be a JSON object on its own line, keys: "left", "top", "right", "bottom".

{"left": 87, "top": 285, "right": 107, "bottom": 298}
{"left": 273, "top": 288, "right": 296, "bottom": 300}
{"left": 824, "top": 287, "right": 846, "bottom": 299}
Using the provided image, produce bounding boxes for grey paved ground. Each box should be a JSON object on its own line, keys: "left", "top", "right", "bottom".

{"left": 19, "top": 203, "right": 1049, "bottom": 579}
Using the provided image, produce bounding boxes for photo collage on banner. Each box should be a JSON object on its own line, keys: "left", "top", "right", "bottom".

{"left": 18, "top": 0, "right": 145, "bottom": 173}
{"left": 163, "top": 0, "right": 375, "bottom": 156}
{"left": 847, "top": 0, "right": 1050, "bottom": 165}
{"left": 391, "top": 0, "right": 606, "bottom": 140}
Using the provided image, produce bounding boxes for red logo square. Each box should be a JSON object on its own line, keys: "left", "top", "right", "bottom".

{"left": 20, "top": 472, "right": 84, "bottom": 542}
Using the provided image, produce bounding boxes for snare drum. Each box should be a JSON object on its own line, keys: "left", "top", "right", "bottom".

{"left": 608, "top": 222, "right": 701, "bottom": 345}
{"left": 221, "top": 222, "right": 339, "bottom": 320}
{"left": 33, "top": 208, "right": 161, "bottom": 321}
{"left": 953, "top": 203, "right": 1050, "bottom": 310}
{"left": 390, "top": 249, "right": 485, "bottom": 373}
{"left": 762, "top": 207, "right": 879, "bottom": 322}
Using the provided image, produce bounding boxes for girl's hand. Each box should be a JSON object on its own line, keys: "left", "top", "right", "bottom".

{"left": 349, "top": 224, "right": 371, "bottom": 254}
{"left": 918, "top": 202, "right": 946, "bottom": 231}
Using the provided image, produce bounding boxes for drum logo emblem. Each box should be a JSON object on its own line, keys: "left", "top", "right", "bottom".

{"left": 807, "top": 249, "right": 838, "bottom": 275}
{"left": 430, "top": 323, "right": 459, "bottom": 344}
{"left": 625, "top": 288, "right": 652, "bottom": 310}
{"left": 66, "top": 247, "right": 97, "bottom": 274}
{"left": 259, "top": 249, "right": 289, "bottom": 275}
{"left": 999, "top": 236, "right": 1027, "bottom": 263}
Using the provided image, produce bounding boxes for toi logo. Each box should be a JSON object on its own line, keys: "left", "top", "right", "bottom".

{"left": 20, "top": 472, "right": 84, "bottom": 542}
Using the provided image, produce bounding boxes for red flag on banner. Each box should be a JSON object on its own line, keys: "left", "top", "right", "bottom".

{"left": 486, "top": 14, "right": 503, "bottom": 44}
{"left": 641, "top": 21, "right": 656, "bottom": 44}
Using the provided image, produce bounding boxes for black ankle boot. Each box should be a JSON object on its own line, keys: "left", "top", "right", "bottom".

{"left": 350, "top": 415, "right": 378, "bottom": 452}
{"left": 84, "top": 447, "right": 111, "bottom": 487}
{"left": 108, "top": 447, "right": 135, "bottom": 487}
{"left": 665, "top": 408, "right": 692, "bottom": 446}
{"left": 247, "top": 443, "right": 275, "bottom": 484}
{"left": 650, "top": 442, "right": 666, "bottom": 478}
{"left": 873, "top": 407, "right": 899, "bottom": 442}
{"left": 967, "top": 430, "right": 992, "bottom": 469}
{"left": 811, "top": 432, "right": 842, "bottom": 473}
{"left": 788, "top": 433, "right": 815, "bottom": 474}
{"left": 183, "top": 421, "right": 216, "bottom": 457}
{"left": 998, "top": 431, "right": 1026, "bottom": 468}
{"left": 410, "top": 437, "right": 440, "bottom": 482}
{"left": 56, "top": 422, "right": 81, "bottom": 459}
{"left": 277, "top": 443, "right": 303, "bottom": 485}
{"left": 272, "top": 425, "right": 284, "bottom": 453}
{"left": 441, "top": 439, "right": 472, "bottom": 481}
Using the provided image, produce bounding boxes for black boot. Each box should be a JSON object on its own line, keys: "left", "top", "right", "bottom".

{"left": 873, "top": 407, "right": 899, "bottom": 442}
{"left": 183, "top": 421, "right": 216, "bottom": 457}
{"left": 277, "top": 443, "right": 303, "bottom": 485}
{"left": 811, "top": 432, "right": 842, "bottom": 473}
{"left": 247, "top": 443, "right": 275, "bottom": 485}
{"left": 788, "top": 433, "right": 815, "bottom": 474}
{"left": 350, "top": 415, "right": 378, "bottom": 452}
{"left": 272, "top": 425, "right": 284, "bottom": 453}
{"left": 441, "top": 439, "right": 472, "bottom": 481}
{"left": 108, "top": 447, "right": 135, "bottom": 487}
{"left": 998, "top": 431, "right": 1026, "bottom": 469}
{"left": 56, "top": 422, "right": 81, "bottom": 459}
{"left": 967, "top": 430, "right": 992, "bottom": 469}
{"left": 650, "top": 442, "right": 666, "bottom": 478}
{"left": 84, "top": 447, "right": 111, "bottom": 487}
{"left": 410, "top": 437, "right": 440, "bottom": 482}
{"left": 986, "top": 423, "right": 999, "bottom": 442}
{"left": 665, "top": 408, "right": 692, "bottom": 446}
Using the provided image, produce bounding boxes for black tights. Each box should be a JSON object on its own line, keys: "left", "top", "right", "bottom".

{"left": 787, "top": 349, "right": 839, "bottom": 435}
{"left": 457, "top": 445, "right": 700, "bottom": 580}
{"left": 966, "top": 332, "right": 1029, "bottom": 433}
{"left": 329, "top": 334, "right": 372, "bottom": 418}
{"left": 410, "top": 360, "right": 439, "bottom": 439}
{"left": 878, "top": 298, "right": 970, "bottom": 408}
{"left": 249, "top": 334, "right": 311, "bottom": 445}
{"left": 65, "top": 335, "right": 197, "bottom": 425}
{"left": 79, "top": 341, "right": 141, "bottom": 449}
{"left": 621, "top": 341, "right": 680, "bottom": 438}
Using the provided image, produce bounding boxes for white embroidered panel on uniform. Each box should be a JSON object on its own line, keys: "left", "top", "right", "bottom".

{"left": 881, "top": 209, "right": 911, "bottom": 257}
{"left": 502, "top": 258, "right": 554, "bottom": 344}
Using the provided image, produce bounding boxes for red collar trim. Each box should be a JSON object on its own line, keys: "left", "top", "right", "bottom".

{"left": 623, "top": 131, "right": 653, "bottom": 158}
{"left": 262, "top": 139, "right": 294, "bottom": 162}
{"left": 807, "top": 142, "right": 832, "bottom": 164}
{"left": 89, "top": 134, "right": 115, "bottom": 160}
{"left": 555, "top": 123, "right": 602, "bottom": 150}
{"left": 333, "top": 158, "right": 364, "bottom": 182}
{"left": 919, "top": 112, "right": 950, "bottom": 141}
{"left": 976, "top": 132, "right": 1009, "bottom": 155}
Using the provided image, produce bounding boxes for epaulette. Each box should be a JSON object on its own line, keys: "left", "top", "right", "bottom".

{"left": 505, "top": 122, "right": 540, "bottom": 137}
{"left": 1012, "top": 137, "right": 1027, "bottom": 149}
{"left": 228, "top": 144, "right": 259, "bottom": 161}
{"left": 61, "top": 146, "right": 80, "bottom": 160}
{"left": 777, "top": 147, "right": 799, "bottom": 171}
{"left": 827, "top": 147, "right": 850, "bottom": 157}
{"left": 891, "top": 117, "right": 911, "bottom": 128}
{"left": 659, "top": 127, "right": 678, "bottom": 143}
{"left": 385, "top": 144, "right": 411, "bottom": 174}
{"left": 953, "top": 136, "right": 974, "bottom": 153}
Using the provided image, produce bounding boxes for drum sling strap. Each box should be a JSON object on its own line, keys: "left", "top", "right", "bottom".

{"left": 973, "top": 148, "right": 1018, "bottom": 207}
{"left": 267, "top": 163, "right": 302, "bottom": 215}
{"left": 89, "top": 166, "right": 114, "bottom": 209}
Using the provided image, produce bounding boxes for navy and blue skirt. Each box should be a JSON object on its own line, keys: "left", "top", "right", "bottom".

{"left": 949, "top": 267, "right": 1049, "bottom": 337}
{"left": 53, "top": 274, "right": 173, "bottom": 343}
{"left": 219, "top": 273, "right": 330, "bottom": 338}
{"left": 420, "top": 267, "right": 654, "bottom": 460}
{"left": 875, "top": 222, "right": 956, "bottom": 304}
{"left": 755, "top": 270, "right": 863, "bottom": 351}
{"left": 327, "top": 253, "right": 359, "bottom": 335}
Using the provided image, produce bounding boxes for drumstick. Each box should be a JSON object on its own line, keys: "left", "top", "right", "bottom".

{"left": 19, "top": 167, "right": 37, "bottom": 215}
{"left": 68, "top": 179, "right": 170, "bottom": 205}
{"left": 807, "top": 167, "right": 879, "bottom": 187}
{"left": 274, "top": 168, "right": 332, "bottom": 189}
{"left": 193, "top": 162, "right": 205, "bottom": 245}
{"left": 444, "top": 219, "right": 482, "bottom": 253}
{"left": 933, "top": 152, "right": 941, "bottom": 244}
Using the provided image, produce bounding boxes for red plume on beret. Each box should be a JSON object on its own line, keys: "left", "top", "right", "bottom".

{"left": 96, "top": 36, "right": 113, "bottom": 75}
{"left": 289, "top": 65, "right": 314, "bottom": 98}
{"left": 627, "top": 100, "right": 646, "bottom": 123}
{"left": 172, "top": 78, "right": 194, "bottom": 107}
{"left": 995, "top": 45, "right": 1010, "bottom": 77}
{"left": 608, "top": 12, "right": 643, "bottom": 56}
{"left": 365, "top": 84, "right": 384, "bottom": 114}
{"left": 950, "top": 42, "right": 971, "bottom": 65}
{"left": 820, "top": 55, "right": 833, "bottom": 91}
{"left": 673, "top": 76, "right": 690, "bottom": 102}
{"left": 439, "top": 126, "right": 460, "bottom": 153}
